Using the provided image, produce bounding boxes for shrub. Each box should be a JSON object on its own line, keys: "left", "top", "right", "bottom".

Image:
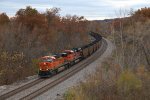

{"left": 31, "top": 58, "right": 41, "bottom": 73}
{"left": 117, "top": 70, "right": 142, "bottom": 98}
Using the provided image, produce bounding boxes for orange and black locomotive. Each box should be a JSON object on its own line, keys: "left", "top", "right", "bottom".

{"left": 38, "top": 32, "right": 102, "bottom": 77}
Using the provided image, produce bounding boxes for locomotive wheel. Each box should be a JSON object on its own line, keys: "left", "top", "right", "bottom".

{"left": 71, "top": 61, "right": 75, "bottom": 65}
{"left": 65, "top": 64, "right": 69, "bottom": 69}
{"left": 55, "top": 69, "right": 58, "bottom": 74}
{"left": 52, "top": 69, "right": 58, "bottom": 75}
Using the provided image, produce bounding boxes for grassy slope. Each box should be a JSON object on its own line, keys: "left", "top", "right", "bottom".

{"left": 64, "top": 10, "right": 150, "bottom": 100}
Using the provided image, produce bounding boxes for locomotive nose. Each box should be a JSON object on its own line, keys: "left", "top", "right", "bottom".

{"left": 39, "top": 62, "right": 49, "bottom": 71}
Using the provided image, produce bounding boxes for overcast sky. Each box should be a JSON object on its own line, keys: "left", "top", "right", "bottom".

{"left": 0, "top": 0, "right": 149, "bottom": 20}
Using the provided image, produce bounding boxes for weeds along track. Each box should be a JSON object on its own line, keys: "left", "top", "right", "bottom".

{"left": 20, "top": 39, "right": 107, "bottom": 100}
{"left": 0, "top": 39, "right": 107, "bottom": 100}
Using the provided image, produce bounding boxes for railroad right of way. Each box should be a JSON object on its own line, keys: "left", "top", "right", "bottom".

{"left": 2, "top": 38, "right": 107, "bottom": 100}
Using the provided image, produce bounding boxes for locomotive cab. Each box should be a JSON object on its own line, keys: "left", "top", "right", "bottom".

{"left": 61, "top": 53, "right": 68, "bottom": 57}
{"left": 63, "top": 50, "right": 75, "bottom": 62}
{"left": 39, "top": 56, "right": 54, "bottom": 70}
{"left": 38, "top": 56, "right": 55, "bottom": 77}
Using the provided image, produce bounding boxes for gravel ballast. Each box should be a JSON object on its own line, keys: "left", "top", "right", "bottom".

{"left": 34, "top": 39, "right": 114, "bottom": 100}
{"left": 0, "top": 75, "right": 38, "bottom": 95}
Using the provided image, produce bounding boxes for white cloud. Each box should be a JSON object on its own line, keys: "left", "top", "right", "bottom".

{"left": 0, "top": 0, "right": 149, "bottom": 20}
{"left": 105, "top": 0, "right": 149, "bottom": 8}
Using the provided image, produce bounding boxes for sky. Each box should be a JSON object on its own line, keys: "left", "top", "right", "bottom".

{"left": 0, "top": 0, "right": 149, "bottom": 20}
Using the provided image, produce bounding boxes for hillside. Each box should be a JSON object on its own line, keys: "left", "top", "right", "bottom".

{"left": 0, "top": 6, "right": 99, "bottom": 85}
{"left": 64, "top": 7, "right": 150, "bottom": 100}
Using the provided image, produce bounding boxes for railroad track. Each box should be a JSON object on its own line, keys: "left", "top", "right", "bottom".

{"left": 21, "top": 39, "right": 107, "bottom": 100}
{"left": 0, "top": 39, "right": 107, "bottom": 100}
{"left": 0, "top": 78, "right": 45, "bottom": 100}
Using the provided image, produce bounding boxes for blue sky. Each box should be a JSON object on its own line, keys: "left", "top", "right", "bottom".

{"left": 0, "top": 0, "right": 149, "bottom": 20}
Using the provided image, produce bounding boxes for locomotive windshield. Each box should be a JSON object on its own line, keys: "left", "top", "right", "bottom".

{"left": 64, "top": 50, "right": 74, "bottom": 54}
{"left": 41, "top": 58, "right": 53, "bottom": 62}
{"left": 61, "top": 53, "right": 67, "bottom": 57}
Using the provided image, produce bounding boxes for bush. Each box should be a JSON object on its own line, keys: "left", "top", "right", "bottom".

{"left": 64, "top": 89, "right": 76, "bottom": 100}
{"left": 117, "top": 70, "right": 142, "bottom": 98}
{"left": 0, "top": 51, "right": 35, "bottom": 85}
{"left": 31, "top": 58, "right": 41, "bottom": 73}
{"left": 64, "top": 61, "right": 149, "bottom": 100}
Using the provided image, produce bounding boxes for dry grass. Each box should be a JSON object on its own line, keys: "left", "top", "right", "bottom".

{"left": 64, "top": 57, "right": 150, "bottom": 100}
{"left": 64, "top": 9, "right": 150, "bottom": 100}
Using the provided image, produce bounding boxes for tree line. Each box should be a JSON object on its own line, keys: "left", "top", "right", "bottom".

{"left": 0, "top": 6, "right": 93, "bottom": 85}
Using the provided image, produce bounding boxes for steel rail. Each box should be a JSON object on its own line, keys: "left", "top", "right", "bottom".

{"left": 0, "top": 78, "right": 45, "bottom": 100}
{"left": 20, "top": 39, "right": 107, "bottom": 100}
{"left": 0, "top": 36, "right": 107, "bottom": 100}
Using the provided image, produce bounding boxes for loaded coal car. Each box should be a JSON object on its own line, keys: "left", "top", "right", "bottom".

{"left": 81, "top": 32, "right": 102, "bottom": 58}
{"left": 81, "top": 45, "right": 90, "bottom": 58}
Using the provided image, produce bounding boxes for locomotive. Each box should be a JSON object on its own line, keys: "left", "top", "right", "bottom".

{"left": 38, "top": 32, "right": 102, "bottom": 77}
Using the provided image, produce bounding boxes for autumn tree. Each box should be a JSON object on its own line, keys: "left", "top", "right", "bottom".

{"left": 45, "top": 7, "right": 60, "bottom": 27}
{"left": 131, "top": 7, "right": 150, "bottom": 22}
{"left": 0, "top": 13, "right": 10, "bottom": 25}
{"left": 16, "top": 6, "right": 47, "bottom": 30}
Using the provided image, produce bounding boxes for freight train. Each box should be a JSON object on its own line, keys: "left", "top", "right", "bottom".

{"left": 38, "top": 32, "right": 102, "bottom": 77}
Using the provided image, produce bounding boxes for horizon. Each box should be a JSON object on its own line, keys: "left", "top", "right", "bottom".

{"left": 0, "top": 0, "right": 150, "bottom": 20}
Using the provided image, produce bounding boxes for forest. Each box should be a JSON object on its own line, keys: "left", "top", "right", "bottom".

{"left": 0, "top": 6, "right": 104, "bottom": 85}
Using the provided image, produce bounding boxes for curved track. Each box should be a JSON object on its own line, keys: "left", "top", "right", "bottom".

{"left": 0, "top": 38, "right": 107, "bottom": 100}
{"left": 20, "top": 39, "right": 107, "bottom": 100}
